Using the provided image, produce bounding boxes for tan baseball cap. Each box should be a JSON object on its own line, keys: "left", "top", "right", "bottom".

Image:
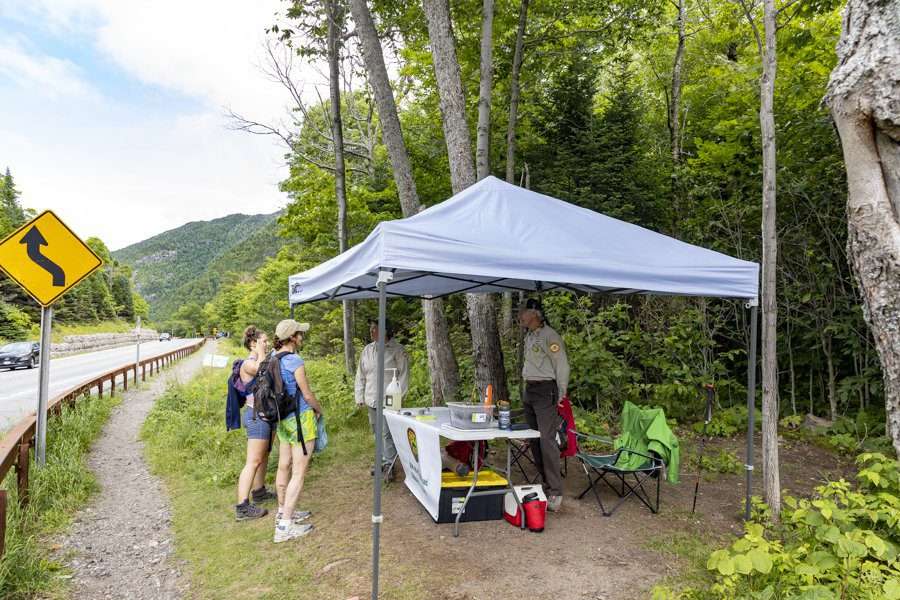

{"left": 275, "top": 319, "right": 310, "bottom": 339}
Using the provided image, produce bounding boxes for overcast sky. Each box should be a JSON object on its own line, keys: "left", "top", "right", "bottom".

{"left": 0, "top": 0, "right": 322, "bottom": 250}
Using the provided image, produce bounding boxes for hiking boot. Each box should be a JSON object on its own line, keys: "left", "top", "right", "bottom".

{"left": 274, "top": 521, "right": 314, "bottom": 543}
{"left": 235, "top": 502, "right": 268, "bottom": 521}
{"left": 251, "top": 486, "right": 277, "bottom": 503}
{"left": 275, "top": 509, "right": 312, "bottom": 524}
{"left": 547, "top": 495, "right": 563, "bottom": 512}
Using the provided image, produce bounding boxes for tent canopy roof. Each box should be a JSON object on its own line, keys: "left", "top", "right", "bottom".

{"left": 288, "top": 176, "right": 758, "bottom": 304}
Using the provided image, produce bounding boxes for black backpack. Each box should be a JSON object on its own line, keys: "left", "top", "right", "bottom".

{"left": 254, "top": 351, "right": 308, "bottom": 453}
{"left": 254, "top": 351, "right": 296, "bottom": 423}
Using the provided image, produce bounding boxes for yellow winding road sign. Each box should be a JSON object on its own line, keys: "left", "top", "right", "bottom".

{"left": 0, "top": 210, "right": 103, "bottom": 306}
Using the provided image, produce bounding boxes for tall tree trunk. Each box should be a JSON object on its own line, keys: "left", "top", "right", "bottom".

{"left": 505, "top": 0, "right": 528, "bottom": 184}
{"left": 422, "top": 0, "right": 509, "bottom": 401}
{"left": 476, "top": 0, "right": 494, "bottom": 180}
{"left": 501, "top": 0, "right": 529, "bottom": 336}
{"left": 826, "top": 0, "right": 900, "bottom": 460}
{"left": 821, "top": 330, "right": 838, "bottom": 421}
{"left": 670, "top": 0, "right": 686, "bottom": 165}
{"left": 325, "top": 0, "right": 355, "bottom": 376}
{"left": 349, "top": 0, "right": 460, "bottom": 403}
{"left": 759, "top": 0, "right": 781, "bottom": 517}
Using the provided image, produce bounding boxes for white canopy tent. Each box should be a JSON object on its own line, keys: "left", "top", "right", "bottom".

{"left": 288, "top": 176, "right": 760, "bottom": 600}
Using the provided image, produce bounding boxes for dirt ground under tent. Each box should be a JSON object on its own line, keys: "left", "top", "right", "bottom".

{"left": 285, "top": 432, "right": 852, "bottom": 600}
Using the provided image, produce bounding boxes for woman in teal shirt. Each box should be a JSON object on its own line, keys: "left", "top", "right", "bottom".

{"left": 271, "top": 319, "right": 323, "bottom": 543}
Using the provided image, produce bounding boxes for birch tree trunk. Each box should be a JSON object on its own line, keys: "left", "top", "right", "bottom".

{"left": 743, "top": 0, "right": 782, "bottom": 517}
{"left": 349, "top": 0, "right": 460, "bottom": 403}
{"left": 325, "top": 0, "right": 355, "bottom": 376}
{"left": 501, "top": 0, "right": 529, "bottom": 336}
{"left": 825, "top": 0, "right": 900, "bottom": 460}
{"left": 422, "top": 0, "right": 509, "bottom": 401}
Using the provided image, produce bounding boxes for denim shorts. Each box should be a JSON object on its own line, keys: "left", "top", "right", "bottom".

{"left": 243, "top": 405, "right": 273, "bottom": 440}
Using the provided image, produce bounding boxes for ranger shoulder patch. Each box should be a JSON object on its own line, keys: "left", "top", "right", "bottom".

{"left": 549, "top": 342, "right": 560, "bottom": 353}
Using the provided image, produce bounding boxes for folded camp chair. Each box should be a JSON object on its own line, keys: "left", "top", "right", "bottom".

{"left": 574, "top": 401, "right": 679, "bottom": 517}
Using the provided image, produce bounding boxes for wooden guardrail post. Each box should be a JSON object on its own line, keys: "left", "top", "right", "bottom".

{"left": 16, "top": 441, "right": 29, "bottom": 507}
{"left": 0, "top": 490, "right": 6, "bottom": 558}
{"left": 97, "top": 379, "right": 103, "bottom": 398}
{"left": 123, "top": 370, "right": 128, "bottom": 392}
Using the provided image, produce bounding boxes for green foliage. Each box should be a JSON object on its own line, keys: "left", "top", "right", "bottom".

{"left": 0, "top": 301, "right": 33, "bottom": 342}
{"left": 694, "top": 406, "right": 762, "bottom": 438}
{"left": 696, "top": 449, "right": 742, "bottom": 476}
{"left": 0, "top": 391, "right": 119, "bottom": 598}
{"left": 659, "top": 453, "right": 900, "bottom": 599}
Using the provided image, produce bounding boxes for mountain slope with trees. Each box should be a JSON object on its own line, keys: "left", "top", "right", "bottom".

{"left": 112, "top": 211, "right": 285, "bottom": 324}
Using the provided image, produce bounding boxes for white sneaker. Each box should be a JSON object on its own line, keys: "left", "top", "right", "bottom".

{"left": 275, "top": 509, "right": 312, "bottom": 523}
{"left": 274, "top": 521, "right": 314, "bottom": 543}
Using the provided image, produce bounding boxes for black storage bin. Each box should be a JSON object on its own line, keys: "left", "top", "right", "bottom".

{"left": 436, "top": 470, "right": 506, "bottom": 524}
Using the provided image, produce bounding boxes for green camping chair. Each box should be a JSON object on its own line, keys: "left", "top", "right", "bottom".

{"left": 574, "top": 401, "right": 680, "bottom": 517}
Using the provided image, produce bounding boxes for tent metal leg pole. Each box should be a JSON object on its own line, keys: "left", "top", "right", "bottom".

{"left": 372, "top": 271, "right": 388, "bottom": 600}
{"left": 745, "top": 303, "right": 758, "bottom": 521}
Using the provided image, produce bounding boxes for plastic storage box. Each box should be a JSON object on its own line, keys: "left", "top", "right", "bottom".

{"left": 447, "top": 402, "right": 495, "bottom": 429}
{"left": 437, "top": 470, "right": 507, "bottom": 523}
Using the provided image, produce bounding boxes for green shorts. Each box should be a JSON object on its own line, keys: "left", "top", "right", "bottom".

{"left": 276, "top": 410, "right": 317, "bottom": 447}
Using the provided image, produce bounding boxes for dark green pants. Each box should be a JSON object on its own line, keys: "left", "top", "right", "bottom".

{"left": 523, "top": 380, "right": 562, "bottom": 496}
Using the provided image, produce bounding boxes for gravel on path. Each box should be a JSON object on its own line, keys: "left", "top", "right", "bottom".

{"left": 57, "top": 343, "right": 210, "bottom": 600}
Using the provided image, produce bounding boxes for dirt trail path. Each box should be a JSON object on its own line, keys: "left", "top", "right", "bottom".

{"left": 57, "top": 343, "right": 211, "bottom": 600}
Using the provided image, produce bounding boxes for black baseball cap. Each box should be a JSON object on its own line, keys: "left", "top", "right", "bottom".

{"left": 520, "top": 298, "right": 543, "bottom": 312}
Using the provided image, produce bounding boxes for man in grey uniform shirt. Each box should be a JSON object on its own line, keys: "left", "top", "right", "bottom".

{"left": 355, "top": 319, "right": 409, "bottom": 479}
{"left": 520, "top": 298, "right": 570, "bottom": 511}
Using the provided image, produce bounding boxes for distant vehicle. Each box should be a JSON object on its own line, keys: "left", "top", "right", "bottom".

{"left": 0, "top": 342, "right": 40, "bottom": 371}
{"left": 159, "top": 333, "right": 172, "bottom": 342}
{"left": 215, "top": 331, "right": 226, "bottom": 339}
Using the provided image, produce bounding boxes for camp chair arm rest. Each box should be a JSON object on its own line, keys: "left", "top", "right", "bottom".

{"left": 573, "top": 431, "right": 615, "bottom": 446}
{"left": 617, "top": 448, "right": 665, "bottom": 468}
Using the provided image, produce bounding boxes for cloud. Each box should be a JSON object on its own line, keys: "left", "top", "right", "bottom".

{"left": 0, "top": 36, "right": 97, "bottom": 99}
{"left": 0, "top": 0, "right": 333, "bottom": 249}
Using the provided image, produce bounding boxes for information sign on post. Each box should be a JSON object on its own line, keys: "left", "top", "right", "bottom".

{"left": 0, "top": 210, "right": 103, "bottom": 466}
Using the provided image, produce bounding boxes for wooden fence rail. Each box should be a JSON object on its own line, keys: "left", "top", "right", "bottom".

{"left": 0, "top": 339, "right": 206, "bottom": 557}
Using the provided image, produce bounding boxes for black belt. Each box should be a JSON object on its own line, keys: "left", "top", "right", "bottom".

{"left": 525, "top": 379, "right": 555, "bottom": 385}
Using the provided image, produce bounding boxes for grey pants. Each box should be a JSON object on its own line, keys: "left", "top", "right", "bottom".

{"left": 523, "top": 380, "right": 562, "bottom": 496}
{"left": 368, "top": 406, "right": 397, "bottom": 465}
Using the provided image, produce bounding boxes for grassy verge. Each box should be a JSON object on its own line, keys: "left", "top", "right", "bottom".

{"left": 0, "top": 392, "right": 120, "bottom": 598}
{"left": 141, "top": 353, "right": 431, "bottom": 599}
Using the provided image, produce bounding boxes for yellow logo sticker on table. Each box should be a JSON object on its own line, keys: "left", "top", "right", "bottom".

{"left": 0, "top": 210, "right": 103, "bottom": 306}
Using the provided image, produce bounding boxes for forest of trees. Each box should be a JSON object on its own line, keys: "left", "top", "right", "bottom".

{"left": 0, "top": 167, "right": 148, "bottom": 341}
{"left": 197, "top": 0, "right": 898, "bottom": 492}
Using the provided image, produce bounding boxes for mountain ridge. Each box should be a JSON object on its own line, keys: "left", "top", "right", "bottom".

{"left": 113, "top": 211, "right": 285, "bottom": 322}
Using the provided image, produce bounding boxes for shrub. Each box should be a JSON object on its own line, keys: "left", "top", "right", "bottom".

{"left": 656, "top": 452, "right": 900, "bottom": 599}
{"left": 695, "top": 450, "right": 742, "bottom": 476}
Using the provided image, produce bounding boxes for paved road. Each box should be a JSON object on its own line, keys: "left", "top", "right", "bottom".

{"left": 0, "top": 338, "right": 202, "bottom": 431}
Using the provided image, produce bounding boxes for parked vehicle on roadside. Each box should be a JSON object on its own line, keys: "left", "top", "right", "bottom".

{"left": 0, "top": 342, "right": 40, "bottom": 370}
{"left": 159, "top": 332, "right": 172, "bottom": 342}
